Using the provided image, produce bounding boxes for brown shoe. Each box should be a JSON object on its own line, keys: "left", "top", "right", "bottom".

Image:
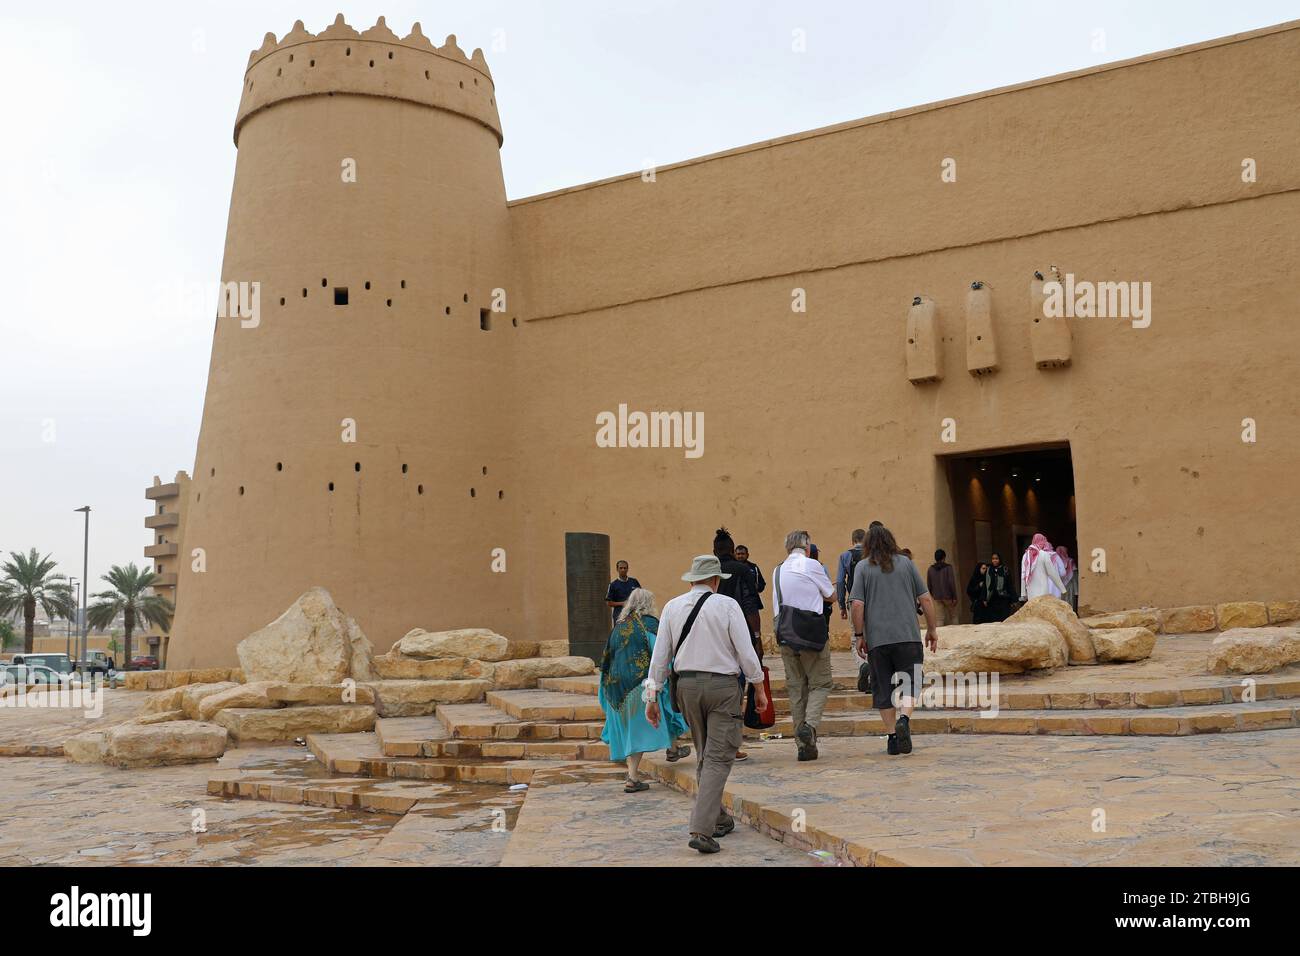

{"left": 734, "top": 750, "right": 749, "bottom": 761}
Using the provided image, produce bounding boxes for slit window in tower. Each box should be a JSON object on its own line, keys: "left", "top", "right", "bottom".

{"left": 334, "top": 287, "right": 349, "bottom": 306}
{"left": 480, "top": 309, "right": 491, "bottom": 331}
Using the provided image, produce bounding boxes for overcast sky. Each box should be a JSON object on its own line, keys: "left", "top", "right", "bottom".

{"left": 1, "top": 0, "right": 1295, "bottom": 600}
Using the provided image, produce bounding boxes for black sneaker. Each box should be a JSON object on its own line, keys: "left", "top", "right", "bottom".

{"left": 887, "top": 733, "right": 899, "bottom": 755}
{"left": 895, "top": 714, "right": 913, "bottom": 755}
{"left": 713, "top": 815, "right": 736, "bottom": 838}
{"left": 798, "top": 741, "right": 819, "bottom": 761}
{"left": 689, "top": 834, "right": 721, "bottom": 854}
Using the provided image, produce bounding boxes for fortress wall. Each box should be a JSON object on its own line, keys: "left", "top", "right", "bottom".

{"left": 508, "top": 23, "right": 1300, "bottom": 322}
{"left": 511, "top": 189, "right": 1300, "bottom": 634}
{"left": 169, "top": 31, "right": 522, "bottom": 668}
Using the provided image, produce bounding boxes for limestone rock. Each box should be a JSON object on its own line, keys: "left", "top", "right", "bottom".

{"left": 1267, "top": 601, "right": 1300, "bottom": 624}
{"left": 1207, "top": 627, "right": 1300, "bottom": 674}
{"left": 180, "top": 681, "right": 239, "bottom": 720}
{"left": 237, "top": 587, "right": 372, "bottom": 684}
{"left": 1081, "top": 608, "right": 1159, "bottom": 631}
{"left": 925, "top": 622, "right": 1067, "bottom": 675}
{"left": 1157, "top": 605, "right": 1217, "bottom": 634}
{"left": 393, "top": 628, "right": 536, "bottom": 662}
{"left": 265, "top": 682, "right": 376, "bottom": 706}
{"left": 215, "top": 704, "right": 375, "bottom": 743}
{"left": 196, "top": 681, "right": 284, "bottom": 722}
{"left": 1007, "top": 596, "right": 1095, "bottom": 663}
{"left": 491, "top": 656, "right": 597, "bottom": 690}
{"left": 1089, "top": 626, "right": 1156, "bottom": 662}
{"left": 102, "top": 720, "right": 228, "bottom": 768}
{"left": 371, "top": 654, "right": 495, "bottom": 681}
{"left": 537, "top": 640, "right": 570, "bottom": 658}
{"left": 363, "top": 679, "right": 492, "bottom": 716}
{"left": 134, "top": 709, "right": 187, "bottom": 725}
{"left": 1216, "top": 601, "right": 1268, "bottom": 630}
{"left": 141, "top": 686, "right": 187, "bottom": 715}
{"left": 63, "top": 730, "right": 108, "bottom": 764}
{"left": 190, "top": 667, "right": 235, "bottom": 684}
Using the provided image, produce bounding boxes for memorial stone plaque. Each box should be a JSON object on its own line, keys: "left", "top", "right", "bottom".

{"left": 565, "top": 531, "right": 611, "bottom": 663}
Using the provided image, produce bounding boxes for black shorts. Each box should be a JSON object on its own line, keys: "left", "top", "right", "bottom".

{"left": 867, "top": 642, "right": 925, "bottom": 710}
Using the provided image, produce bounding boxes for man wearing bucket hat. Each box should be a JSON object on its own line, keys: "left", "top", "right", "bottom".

{"left": 645, "top": 554, "right": 767, "bottom": 854}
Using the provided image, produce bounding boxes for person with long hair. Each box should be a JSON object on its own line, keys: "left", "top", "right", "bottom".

{"left": 966, "top": 560, "right": 991, "bottom": 624}
{"left": 849, "top": 524, "right": 939, "bottom": 756}
{"left": 985, "top": 552, "right": 1014, "bottom": 621}
{"left": 598, "top": 588, "right": 689, "bottom": 793}
{"left": 1020, "top": 533, "right": 1067, "bottom": 601}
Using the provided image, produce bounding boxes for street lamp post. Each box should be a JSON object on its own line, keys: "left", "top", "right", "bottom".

{"left": 74, "top": 507, "right": 89, "bottom": 676}
{"left": 65, "top": 577, "right": 78, "bottom": 658}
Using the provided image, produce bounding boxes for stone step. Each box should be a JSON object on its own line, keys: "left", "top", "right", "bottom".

{"left": 768, "top": 676, "right": 1300, "bottom": 711}
{"left": 215, "top": 704, "right": 376, "bottom": 744}
{"left": 364, "top": 679, "right": 492, "bottom": 717}
{"left": 485, "top": 689, "right": 605, "bottom": 722}
{"left": 375, "top": 716, "right": 449, "bottom": 757}
{"left": 436, "top": 703, "right": 604, "bottom": 741}
{"left": 537, "top": 675, "right": 600, "bottom": 697}
{"left": 772, "top": 700, "right": 1300, "bottom": 738}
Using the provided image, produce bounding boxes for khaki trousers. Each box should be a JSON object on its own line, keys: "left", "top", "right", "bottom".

{"left": 778, "top": 644, "right": 833, "bottom": 730}
{"left": 676, "top": 672, "right": 744, "bottom": 837}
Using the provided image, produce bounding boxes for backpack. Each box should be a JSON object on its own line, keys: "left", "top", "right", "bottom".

{"left": 843, "top": 546, "right": 865, "bottom": 598}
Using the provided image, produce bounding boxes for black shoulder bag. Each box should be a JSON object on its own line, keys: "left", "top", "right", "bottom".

{"left": 668, "top": 592, "right": 712, "bottom": 714}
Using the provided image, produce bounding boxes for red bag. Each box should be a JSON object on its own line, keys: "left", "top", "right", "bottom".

{"left": 744, "top": 665, "right": 775, "bottom": 729}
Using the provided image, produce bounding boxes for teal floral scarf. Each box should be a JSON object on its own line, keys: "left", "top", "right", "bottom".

{"left": 600, "top": 614, "right": 658, "bottom": 710}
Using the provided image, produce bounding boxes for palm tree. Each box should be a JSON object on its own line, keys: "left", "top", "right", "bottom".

{"left": 86, "top": 564, "right": 173, "bottom": 669}
{"left": 0, "top": 550, "right": 77, "bottom": 653}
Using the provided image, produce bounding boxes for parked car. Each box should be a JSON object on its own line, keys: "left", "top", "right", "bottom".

{"left": 1, "top": 664, "right": 76, "bottom": 687}
{"left": 79, "top": 651, "right": 116, "bottom": 675}
{"left": 128, "top": 656, "right": 159, "bottom": 671}
{"left": 10, "top": 653, "right": 74, "bottom": 676}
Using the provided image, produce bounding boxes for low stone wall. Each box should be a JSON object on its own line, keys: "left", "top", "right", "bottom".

{"left": 1088, "top": 601, "right": 1300, "bottom": 635}
{"left": 123, "top": 668, "right": 244, "bottom": 691}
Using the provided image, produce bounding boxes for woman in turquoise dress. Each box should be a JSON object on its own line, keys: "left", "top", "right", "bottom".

{"left": 599, "top": 588, "right": 690, "bottom": 792}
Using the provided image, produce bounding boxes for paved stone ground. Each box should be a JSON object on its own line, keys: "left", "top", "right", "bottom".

{"left": 649, "top": 729, "right": 1300, "bottom": 865}
{"left": 0, "top": 688, "right": 146, "bottom": 754}
{"left": 501, "top": 766, "right": 814, "bottom": 866}
{"left": 0, "top": 746, "right": 520, "bottom": 866}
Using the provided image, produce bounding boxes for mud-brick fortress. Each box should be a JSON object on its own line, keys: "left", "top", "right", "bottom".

{"left": 162, "top": 15, "right": 1300, "bottom": 669}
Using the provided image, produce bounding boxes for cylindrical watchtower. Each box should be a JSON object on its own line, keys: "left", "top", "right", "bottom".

{"left": 169, "top": 16, "right": 519, "bottom": 667}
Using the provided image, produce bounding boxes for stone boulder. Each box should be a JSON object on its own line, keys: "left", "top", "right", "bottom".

{"left": 141, "top": 686, "right": 187, "bottom": 715}
{"left": 1007, "top": 596, "right": 1096, "bottom": 663}
{"left": 925, "top": 622, "right": 1067, "bottom": 675}
{"left": 537, "top": 640, "right": 571, "bottom": 658}
{"left": 214, "top": 704, "right": 375, "bottom": 743}
{"left": 371, "top": 654, "right": 495, "bottom": 681}
{"left": 1157, "top": 605, "right": 1217, "bottom": 634}
{"left": 491, "top": 656, "right": 597, "bottom": 690}
{"left": 363, "top": 679, "right": 492, "bottom": 717}
{"left": 134, "top": 710, "right": 187, "bottom": 725}
{"left": 1216, "top": 601, "right": 1268, "bottom": 630}
{"left": 1267, "top": 601, "right": 1300, "bottom": 625}
{"left": 1089, "top": 626, "right": 1156, "bottom": 662}
{"left": 265, "top": 682, "right": 376, "bottom": 706}
{"left": 237, "top": 587, "right": 374, "bottom": 684}
{"left": 393, "top": 628, "right": 536, "bottom": 662}
{"left": 100, "top": 721, "right": 227, "bottom": 768}
{"left": 1081, "top": 608, "right": 1159, "bottom": 631}
{"left": 1207, "top": 627, "right": 1300, "bottom": 674}
{"left": 196, "top": 681, "right": 284, "bottom": 722}
{"left": 63, "top": 730, "right": 108, "bottom": 764}
{"left": 180, "top": 681, "right": 239, "bottom": 720}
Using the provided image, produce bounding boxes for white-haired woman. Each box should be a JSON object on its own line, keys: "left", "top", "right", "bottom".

{"left": 598, "top": 588, "right": 690, "bottom": 792}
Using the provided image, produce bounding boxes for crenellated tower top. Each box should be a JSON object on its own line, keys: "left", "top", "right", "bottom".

{"left": 234, "top": 14, "right": 501, "bottom": 147}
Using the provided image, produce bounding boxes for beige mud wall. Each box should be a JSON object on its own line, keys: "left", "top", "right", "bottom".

{"left": 507, "top": 22, "right": 1300, "bottom": 640}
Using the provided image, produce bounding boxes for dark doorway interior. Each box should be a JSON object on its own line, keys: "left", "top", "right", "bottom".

{"left": 944, "top": 443, "right": 1077, "bottom": 621}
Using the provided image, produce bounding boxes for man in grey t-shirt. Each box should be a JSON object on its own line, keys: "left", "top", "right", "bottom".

{"left": 849, "top": 524, "right": 939, "bottom": 756}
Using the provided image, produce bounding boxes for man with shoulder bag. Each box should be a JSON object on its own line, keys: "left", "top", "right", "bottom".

{"left": 772, "top": 530, "right": 835, "bottom": 762}
{"left": 646, "top": 554, "right": 767, "bottom": 855}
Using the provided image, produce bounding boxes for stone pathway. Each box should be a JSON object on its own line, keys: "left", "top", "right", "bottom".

{"left": 501, "top": 766, "right": 813, "bottom": 866}
{"left": 647, "top": 730, "right": 1300, "bottom": 866}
